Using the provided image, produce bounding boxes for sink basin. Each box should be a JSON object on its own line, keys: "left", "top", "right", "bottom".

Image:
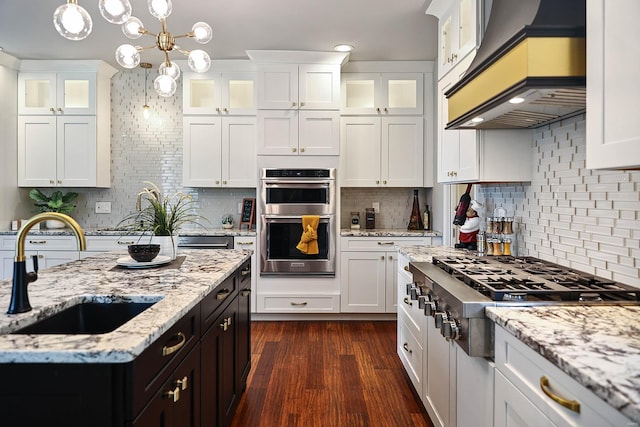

{"left": 12, "top": 301, "right": 158, "bottom": 335}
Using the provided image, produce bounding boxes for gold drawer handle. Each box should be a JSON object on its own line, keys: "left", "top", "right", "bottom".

{"left": 117, "top": 241, "right": 136, "bottom": 245}
{"left": 540, "top": 376, "right": 581, "bottom": 413}
{"left": 216, "top": 289, "right": 231, "bottom": 300}
{"left": 404, "top": 266, "right": 410, "bottom": 272}
{"left": 290, "top": 301, "right": 308, "bottom": 307}
{"left": 241, "top": 267, "right": 251, "bottom": 276}
{"left": 164, "top": 386, "right": 180, "bottom": 403}
{"left": 162, "top": 332, "right": 186, "bottom": 357}
{"left": 237, "top": 241, "right": 253, "bottom": 245}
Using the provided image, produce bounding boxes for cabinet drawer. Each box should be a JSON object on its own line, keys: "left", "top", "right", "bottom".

{"left": 398, "top": 293, "right": 425, "bottom": 347}
{"left": 342, "top": 237, "right": 428, "bottom": 251}
{"left": 0, "top": 236, "right": 15, "bottom": 251}
{"left": 397, "top": 313, "right": 423, "bottom": 392}
{"left": 24, "top": 236, "right": 79, "bottom": 251}
{"left": 201, "top": 274, "right": 237, "bottom": 330}
{"left": 127, "top": 304, "right": 200, "bottom": 418}
{"left": 260, "top": 294, "right": 340, "bottom": 312}
{"left": 495, "top": 326, "right": 630, "bottom": 427}
{"left": 85, "top": 236, "right": 138, "bottom": 252}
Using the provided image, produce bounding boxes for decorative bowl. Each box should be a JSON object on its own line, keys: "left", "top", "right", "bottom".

{"left": 128, "top": 244, "right": 161, "bottom": 262}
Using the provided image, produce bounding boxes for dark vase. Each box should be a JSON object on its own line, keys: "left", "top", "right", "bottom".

{"left": 407, "top": 189, "right": 424, "bottom": 230}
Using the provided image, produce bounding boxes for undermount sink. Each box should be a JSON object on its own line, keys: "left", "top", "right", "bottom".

{"left": 12, "top": 301, "right": 158, "bottom": 335}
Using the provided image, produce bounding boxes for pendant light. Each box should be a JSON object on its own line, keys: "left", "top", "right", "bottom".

{"left": 141, "top": 62, "right": 152, "bottom": 119}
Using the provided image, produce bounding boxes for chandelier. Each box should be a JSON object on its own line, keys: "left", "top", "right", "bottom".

{"left": 53, "top": 0, "right": 212, "bottom": 97}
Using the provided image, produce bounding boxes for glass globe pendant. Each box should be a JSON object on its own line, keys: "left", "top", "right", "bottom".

{"left": 115, "top": 44, "right": 141, "bottom": 68}
{"left": 53, "top": 0, "right": 93, "bottom": 41}
{"left": 154, "top": 74, "right": 177, "bottom": 97}
{"left": 159, "top": 61, "right": 181, "bottom": 80}
{"left": 191, "top": 22, "right": 212, "bottom": 44}
{"left": 188, "top": 50, "right": 211, "bottom": 73}
{"left": 147, "top": 0, "right": 172, "bottom": 19}
{"left": 98, "top": 0, "right": 132, "bottom": 24}
{"left": 122, "top": 16, "right": 144, "bottom": 39}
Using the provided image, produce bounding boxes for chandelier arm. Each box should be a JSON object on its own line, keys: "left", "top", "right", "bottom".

{"left": 139, "top": 28, "right": 156, "bottom": 37}
{"left": 174, "top": 48, "right": 191, "bottom": 57}
{"left": 160, "top": 18, "right": 168, "bottom": 33}
{"left": 137, "top": 44, "right": 159, "bottom": 51}
{"left": 163, "top": 52, "right": 172, "bottom": 66}
{"left": 172, "top": 32, "right": 195, "bottom": 39}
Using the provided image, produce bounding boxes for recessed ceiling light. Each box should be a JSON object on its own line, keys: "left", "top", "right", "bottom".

{"left": 334, "top": 44, "right": 354, "bottom": 52}
{"left": 471, "top": 117, "right": 484, "bottom": 123}
{"left": 509, "top": 97, "right": 525, "bottom": 104}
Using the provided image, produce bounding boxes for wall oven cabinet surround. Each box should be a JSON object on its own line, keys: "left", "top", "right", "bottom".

{"left": 340, "top": 116, "right": 424, "bottom": 187}
{"left": 341, "top": 73, "right": 424, "bottom": 115}
{"left": 17, "top": 60, "right": 116, "bottom": 188}
{"left": 586, "top": 0, "right": 640, "bottom": 169}
{"left": 260, "top": 168, "right": 336, "bottom": 276}
{"left": 183, "top": 116, "right": 257, "bottom": 188}
{"left": 182, "top": 71, "right": 256, "bottom": 115}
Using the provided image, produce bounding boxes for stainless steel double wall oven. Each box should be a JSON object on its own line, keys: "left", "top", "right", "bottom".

{"left": 260, "top": 168, "right": 336, "bottom": 276}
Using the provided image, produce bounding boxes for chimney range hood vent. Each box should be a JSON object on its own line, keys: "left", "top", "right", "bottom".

{"left": 445, "top": 0, "right": 586, "bottom": 130}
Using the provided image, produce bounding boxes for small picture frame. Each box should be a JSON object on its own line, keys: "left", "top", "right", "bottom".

{"left": 240, "top": 198, "right": 256, "bottom": 230}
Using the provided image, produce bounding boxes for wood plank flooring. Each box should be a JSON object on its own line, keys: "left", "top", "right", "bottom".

{"left": 231, "top": 321, "right": 434, "bottom": 427}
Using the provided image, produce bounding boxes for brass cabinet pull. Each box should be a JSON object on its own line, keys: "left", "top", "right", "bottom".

{"left": 219, "top": 319, "right": 228, "bottom": 331}
{"left": 403, "top": 343, "right": 412, "bottom": 354}
{"left": 404, "top": 266, "right": 410, "bottom": 272}
{"left": 164, "top": 386, "right": 180, "bottom": 403}
{"left": 241, "top": 267, "right": 250, "bottom": 276}
{"left": 236, "top": 241, "right": 253, "bottom": 246}
{"left": 176, "top": 376, "right": 188, "bottom": 391}
{"left": 216, "top": 289, "right": 231, "bottom": 300}
{"left": 162, "top": 332, "right": 186, "bottom": 356}
{"left": 240, "top": 290, "right": 251, "bottom": 297}
{"left": 290, "top": 301, "right": 308, "bottom": 307}
{"left": 539, "top": 376, "right": 581, "bottom": 413}
{"left": 117, "top": 241, "right": 136, "bottom": 245}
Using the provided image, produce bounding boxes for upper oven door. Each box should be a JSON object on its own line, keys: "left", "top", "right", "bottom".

{"left": 260, "top": 181, "right": 335, "bottom": 215}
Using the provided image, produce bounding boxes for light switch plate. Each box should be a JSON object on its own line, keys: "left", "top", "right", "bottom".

{"left": 95, "top": 201, "right": 111, "bottom": 214}
{"left": 372, "top": 202, "right": 380, "bottom": 213}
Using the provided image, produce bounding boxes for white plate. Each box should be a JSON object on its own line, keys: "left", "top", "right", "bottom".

{"left": 116, "top": 255, "right": 172, "bottom": 269}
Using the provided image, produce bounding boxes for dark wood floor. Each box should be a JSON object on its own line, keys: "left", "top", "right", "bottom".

{"left": 231, "top": 321, "right": 434, "bottom": 427}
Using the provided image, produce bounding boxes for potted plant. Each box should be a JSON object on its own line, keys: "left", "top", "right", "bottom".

{"left": 28, "top": 189, "right": 79, "bottom": 229}
{"left": 221, "top": 214, "right": 234, "bottom": 229}
{"left": 117, "top": 182, "right": 207, "bottom": 259}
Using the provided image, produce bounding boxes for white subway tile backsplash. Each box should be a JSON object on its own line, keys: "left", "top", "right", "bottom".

{"left": 477, "top": 114, "right": 640, "bottom": 287}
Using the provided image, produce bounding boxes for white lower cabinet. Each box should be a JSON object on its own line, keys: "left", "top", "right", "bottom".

{"left": 234, "top": 236, "right": 257, "bottom": 313}
{"left": 494, "top": 325, "right": 632, "bottom": 427}
{"left": 1, "top": 251, "right": 15, "bottom": 281}
{"left": 1, "top": 235, "right": 82, "bottom": 280}
{"left": 341, "top": 237, "right": 430, "bottom": 313}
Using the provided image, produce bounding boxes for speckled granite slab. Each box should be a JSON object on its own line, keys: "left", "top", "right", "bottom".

{"left": 397, "top": 245, "right": 471, "bottom": 263}
{"left": 487, "top": 306, "right": 640, "bottom": 423}
{"left": 0, "top": 249, "right": 251, "bottom": 364}
{"left": 340, "top": 228, "right": 441, "bottom": 237}
{"left": 0, "top": 228, "right": 257, "bottom": 237}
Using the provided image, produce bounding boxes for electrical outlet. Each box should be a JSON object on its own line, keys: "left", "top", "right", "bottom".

{"left": 238, "top": 202, "right": 243, "bottom": 214}
{"left": 95, "top": 201, "right": 111, "bottom": 214}
{"left": 372, "top": 202, "right": 380, "bottom": 213}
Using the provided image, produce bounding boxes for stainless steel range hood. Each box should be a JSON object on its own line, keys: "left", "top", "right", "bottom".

{"left": 445, "top": 0, "right": 586, "bottom": 130}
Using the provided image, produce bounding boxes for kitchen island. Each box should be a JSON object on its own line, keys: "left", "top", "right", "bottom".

{"left": 0, "top": 249, "right": 253, "bottom": 427}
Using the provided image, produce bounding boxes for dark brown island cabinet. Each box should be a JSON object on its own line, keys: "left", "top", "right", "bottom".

{"left": 0, "top": 259, "right": 252, "bottom": 427}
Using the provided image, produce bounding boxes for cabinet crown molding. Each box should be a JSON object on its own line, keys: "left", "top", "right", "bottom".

{"left": 246, "top": 50, "right": 349, "bottom": 65}
{"left": 18, "top": 60, "right": 117, "bottom": 77}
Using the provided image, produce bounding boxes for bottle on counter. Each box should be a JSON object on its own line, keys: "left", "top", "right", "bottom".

{"left": 423, "top": 204, "right": 431, "bottom": 230}
{"left": 407, "top": 189, "right": 424, "bottom": 230}
{"left": 477, "top": 231, "right": 485, "bottom": 256}
{"left": 350, "top": 212, "right": 360, "bottom": 229}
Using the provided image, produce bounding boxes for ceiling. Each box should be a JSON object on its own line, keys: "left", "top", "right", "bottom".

{"left": 0, "top": 0, "right": 438, "bottom": 68}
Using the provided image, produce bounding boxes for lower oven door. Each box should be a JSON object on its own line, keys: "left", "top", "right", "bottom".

{"left": 260, "top": 215, "right": 335, "bottom": 276}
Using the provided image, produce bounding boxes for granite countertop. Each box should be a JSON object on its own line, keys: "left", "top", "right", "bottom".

{"left": 340, "top": 228, "right": 442, "bottom": 237}
{"left": 0, "top": 228, "right": 257, "bottom": 237}
{"left": 397, "top": 245, "right": 471, "bottom": 262}
{"left": 487, "top": 306, "right": 640, "bottom": 423}
{"left": 0, "top": 249, "right": 252, "bottom": 364}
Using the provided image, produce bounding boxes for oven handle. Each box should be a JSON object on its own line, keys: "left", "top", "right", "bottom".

{"left": 262, "top": 181, "right": 331, "bottom": 187}
{"left": 178, "top": 243, "right": 231, "bottom": 249}
{"left": 263, "top": 215, "right": 333, "bottom": 221}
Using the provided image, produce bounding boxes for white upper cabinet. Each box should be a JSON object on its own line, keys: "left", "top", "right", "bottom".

{"left": 257, "top": 110, "right": 340, "bottom": 156}
{"left": 18, "top": 72, "right": 96, "bottom": 115}
{"left": 257, "top": 63, "right": 340, "bottom": 110}
{"left": 183, "top": 116, "right": 257, "bottom": 187}
{"left": 183, "top": 71, "right": 256, "bottom": 115}
{"left": 340, "top": 116, "right": 424, "bottom": 187}
{"left": 586, "top": 0, "right": 640, "bottom": 169}
{"left": 427, "top": 0, "right": 480, "bottom": 79}
{"left": 17, "top": 60, "right": 115, "bottom": 188}
{"left": 341, "top": 73, "right": 424, "bottom": 115}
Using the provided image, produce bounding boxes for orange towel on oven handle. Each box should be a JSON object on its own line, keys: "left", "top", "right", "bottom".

{"left": 296, "top": 215, "right": 319, "bottom": 255}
